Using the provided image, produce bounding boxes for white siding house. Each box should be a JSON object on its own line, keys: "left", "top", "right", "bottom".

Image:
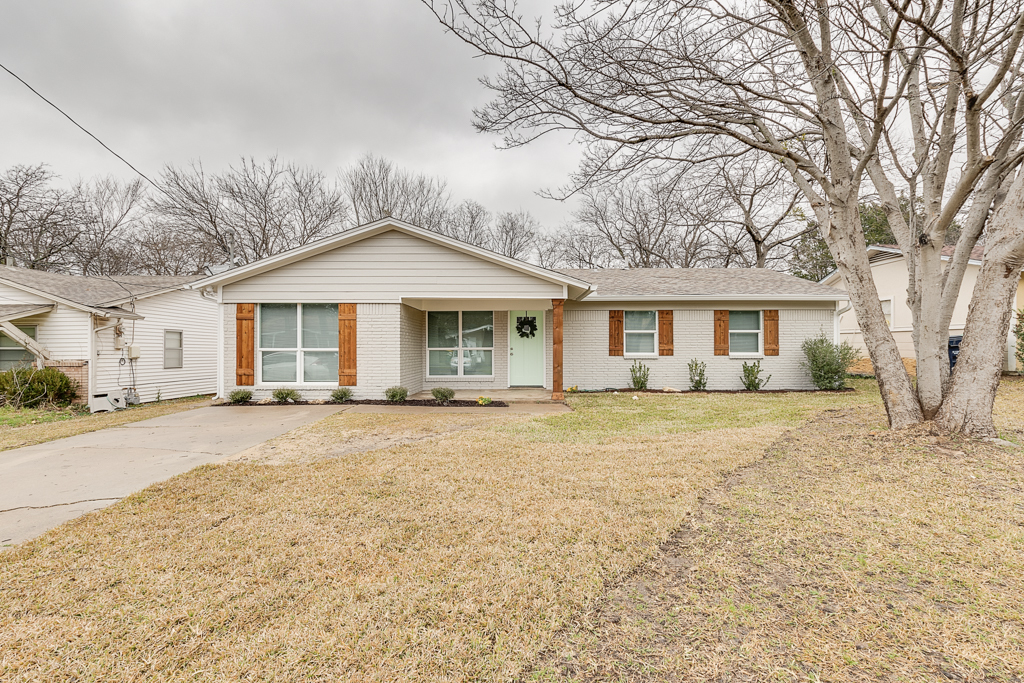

{"left": 0, "top": 266, "right": 217, "bottom": 408}
{"left": 193, "top": 218, "right": 849, "bottom": 400}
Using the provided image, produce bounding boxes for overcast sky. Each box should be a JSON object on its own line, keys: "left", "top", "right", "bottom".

{"left": 0, "top": 0, "right": 582, "bottom": 228}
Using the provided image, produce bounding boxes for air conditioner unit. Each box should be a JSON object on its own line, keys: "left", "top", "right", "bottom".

{"left": 89, "top": 391, "right": 125, "bottom": 413}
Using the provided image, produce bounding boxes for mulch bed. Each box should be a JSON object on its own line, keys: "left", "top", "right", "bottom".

{"left": 575, "top": 388, "right": 856, "bottom": 394}
{"left": 217, "top": 399, "right": 509, "bottom": 408}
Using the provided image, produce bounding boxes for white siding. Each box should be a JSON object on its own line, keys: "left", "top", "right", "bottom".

{"left": 220, "top": 230, "right": 566, "bottom": 303}
{"left": 0, "top": 281, "right": 51, "bottom": 306}
{"left": 17, "top": 305, "right": 91, "bottom": 360}
{"left": 564, "top": 307, "right": 835, "bottom": 391}
{"left": 92, "top": 289, "right": 218, "bottom": 402}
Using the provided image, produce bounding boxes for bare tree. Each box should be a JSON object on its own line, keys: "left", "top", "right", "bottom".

{"left": 73, "top": 177, "right": 147, "bottom": 276}
{"left": 342, "top": 154, "right": 451, "bottom": 232}
{"left": 423, "top": 0, "right": 1024, "bottom": 434}
{"left": 490, "top": 209, "right": 538, "bottom": 259}
{"left": 445, "top": 199, "right": 493, "bottom": 246}
{"left": 0, "top": 164, "right": 86, "bottom": 270}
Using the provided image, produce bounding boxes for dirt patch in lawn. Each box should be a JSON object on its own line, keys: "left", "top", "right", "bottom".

{"left": 848, "top": 356, "right": 917, "bottom": 376}
{"left": 529, "top": 404, "right": 1024, "bottom": 682}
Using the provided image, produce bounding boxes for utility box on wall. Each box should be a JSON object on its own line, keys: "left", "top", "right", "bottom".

{"left": 126, "top": 345, "right": 141, "bottom": 359}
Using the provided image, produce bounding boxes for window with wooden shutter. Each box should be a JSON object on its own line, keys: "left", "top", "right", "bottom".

{"left": 714, "top": 310, "right": 729, "bottom": 356}
{"left": 338, "top": 304, "right": 357, "bottom": 386}
{"left": 763, "top": 310, "right": 779, "bottom": 356}
{"left": 658, "top": 310, "right": 673, "bottom": 356}
{"left": 609, "top": 310, "right": 624, "bottom": 356}
{"left": 235, "top": 304, "right": 255, "bottom": 386}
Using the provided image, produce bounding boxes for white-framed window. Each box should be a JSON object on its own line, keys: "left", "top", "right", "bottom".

{"left": 624, "top": 310, "right": 658, "bottom": 356}
{"left": 729, "top": 311, "right": 761, "bottom": 355}
{"left": 163, "top": 330, "right": 183, "bottom": 369}
{"left": 880, "top": 298, "right": 893, "bottom": 328}
{"left": 0, "top": 325, "right": 36, "bottom": 371}
{"left": 258, "top": 303, "right": 338, "bottom": 384}
{"left": 426, "top": 311, "right": 494, "bottom": 377}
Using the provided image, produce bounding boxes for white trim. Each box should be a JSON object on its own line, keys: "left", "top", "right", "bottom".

{"left": 0, "top": 304, "right": 54, "bottom": 323}
{"left": 188, "top": 218, "right": 594, "bottom": 295}
{"left": 424, "top": 309, "right": 496, "bottom": 380}
{"left": 162, "top": 329, "right": 184, "bottom": 370}
{"left": 256, "top": 303, "right": 341, "bottom": 386}
{"left": 583, "top": 294, "right": 849, "bottom": 302}
{"left": 879, "top": 297, "right": 894, "bottom": 329}
{"left": 623, "top": 309, "right": 659, "bottom": 358}
{"left": 216, "top": 289, "right": 224, "bottom": 399}
{"left": 727, "top": 309, "right": 763, "bottom": 358}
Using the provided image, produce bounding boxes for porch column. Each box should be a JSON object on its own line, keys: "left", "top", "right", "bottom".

{"left": 552, "top": 299, "right": 565, "bottom": 400}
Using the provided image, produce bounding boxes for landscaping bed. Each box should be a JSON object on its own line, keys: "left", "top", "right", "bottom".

{"left": 575, "top": 387, "right": 856, "bottom": 394}
{"left": 217, "top": 398, "right": 509, "bottom": 408}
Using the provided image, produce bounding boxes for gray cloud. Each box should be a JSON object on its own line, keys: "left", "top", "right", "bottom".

{"left": 0, "top": 0, "right": 580, "bottom": 228}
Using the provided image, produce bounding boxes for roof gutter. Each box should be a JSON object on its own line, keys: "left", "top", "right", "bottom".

{"left": 580, "top": 294, "right": 850, "bottom": 302}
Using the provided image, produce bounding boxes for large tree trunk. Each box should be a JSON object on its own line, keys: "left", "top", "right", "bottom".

{"left": 937, "top": 177, "right": 1024, "bottom": 436}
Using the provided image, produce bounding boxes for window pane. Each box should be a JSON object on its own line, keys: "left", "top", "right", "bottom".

{"left": 461, "top": 311, "right": 493, "bottom": 348}
{"left": 301, "top": 304, "right": 338, "bottom": 348}
{"left": 164, "top": 330, "right": 181, "bottom": 349}
{"left": 261, "top": 350, "right": 297, "bottom": 382}
{"left": 625, "top": 332, "right": 656, "bottom": 354}
{"left": 0, "top": 326, "right": 35, "bottom": 348}
{"left": 427, "top": 312, "right": 459, "bottom": 348}
{"left": 429, "top": 349, "right": 458, "bottom": 375}
{"left": 303, "top": 351, "right": 338, "bottom": 382}
{"left": 463, "top": 349, "right": 493, "bottom": 375}
{"left": 624, "top": 310, "right": 656, "bottom": 331}
{"left": 730, "top": 332, "right": 759, "bottom": 353}
{"left": 260, "top": 304, "right": 297, "bottom": 348}
{"left": 0, "top": 349, "right": 34, "bottom": 370}
{"left": 880, "top": 300, "right": 892, "bottom": 314}
{"left": 164, "top": 349, "right": 183, "bottom": 369}
{"left": 729, "top": 311, "right": 760, "bottom": 331}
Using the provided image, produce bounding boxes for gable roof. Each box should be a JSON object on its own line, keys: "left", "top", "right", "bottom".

{"left": 0, "top": 266, "right": 199, "bottom": 317}
{"left": 559, "top": 268, "right": 847, "bottom": 301}
{"left": 188, "top": 218, "right": 595, "bottom": 299}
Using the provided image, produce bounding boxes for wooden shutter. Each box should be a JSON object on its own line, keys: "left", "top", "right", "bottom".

{"left": 338, "top": 304, "right": 357, "bottom": 386}
{"left": 714, "top": 310, "right": 730, "bottom": 356}
{"left": 235, "top": 303, "right": 255, "bottom": 386}
{"left": 658, "top": 310, "right": 674, "bottom": 356}
{"left": 763, "top": 309, "right": 779, "bottom": 356}
{"left": 609, "top": 310, "right": 624, "bottom": 356}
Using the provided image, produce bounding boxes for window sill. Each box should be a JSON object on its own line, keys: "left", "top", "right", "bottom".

{"left": 623, "top": 354, "right": 658, "bottom": 359}
{"left": 728, "top": 354, "right": 764, "bottom": 360}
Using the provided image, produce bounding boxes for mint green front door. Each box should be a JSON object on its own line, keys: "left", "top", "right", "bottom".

{"left": 509, "top": 310, "right": 545, "bottom": 386}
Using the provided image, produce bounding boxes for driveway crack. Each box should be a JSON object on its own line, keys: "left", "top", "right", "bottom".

{"left": 0, "top": 497, "right": 122, "bottom": 514}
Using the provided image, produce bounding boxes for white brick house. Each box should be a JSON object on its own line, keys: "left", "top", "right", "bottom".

{"left": 192, "top": 218, "right": 850, "bottom": 399}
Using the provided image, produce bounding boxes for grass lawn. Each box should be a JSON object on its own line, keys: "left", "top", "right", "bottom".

{"left": 1, "top": 379, "right": 1020, "bottom": 681}
{"left": 0, "top": 395, "right": 210, "bottom": 452}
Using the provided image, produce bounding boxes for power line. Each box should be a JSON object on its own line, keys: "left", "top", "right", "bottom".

{"left": 0, "top": 60, "right": 165, "bottom": 195}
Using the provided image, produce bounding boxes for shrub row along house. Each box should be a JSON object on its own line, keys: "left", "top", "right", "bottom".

{"left": 0, "top": 266, "right": 216, "bottom": 410}
{"left": 191, "top": 219, "right": 849, "bottom": 399}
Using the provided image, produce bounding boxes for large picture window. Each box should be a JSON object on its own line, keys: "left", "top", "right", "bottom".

{"left": 258, "top": 304, "right": 338, "bottom": 383}
{"left": 427, "top": 311, "right": 493, "bottom": 376}
{"left": 624, "top": 310, "right": 657, "bottom": 355}
{"left": 0, "top": 325, "right": 35, "bottom": 371}
{"left": 729, "top": 311, "right": 761, "bottom": 354}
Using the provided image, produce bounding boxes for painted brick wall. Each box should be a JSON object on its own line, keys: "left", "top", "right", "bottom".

{"left": 564, "top": 307, "right": 834, "bottom": 391}
{"left": 399, "top": 304, "right": 425, "bottom": 395}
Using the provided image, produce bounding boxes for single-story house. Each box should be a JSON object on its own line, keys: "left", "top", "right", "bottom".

{"left": 0, "top": 266, "right": 218, "bottom": 409}
{"left": 821, "top": 245, "right": 1023, "bottom": 371}
{"left": 190, "top": 218, "right": 849, "bottom": 399}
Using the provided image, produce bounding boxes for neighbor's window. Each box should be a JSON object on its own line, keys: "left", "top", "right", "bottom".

{"left": 427, "top": 311, "right": 493, "bottom": 376}
{"left": 729, "top": 311, "right": 761, "bottom": 354}
{"left": 624, "top": 310, "right": 657, "bottom": 355}
{"left": 880, "top": 299, "right": 893, "bottom": 328}
{"left": 259, "top": 303, "right": 338, "bottom": 383}
{"left": 0, "top": 325, "right": 35, "bottom": 371}
{"left": 163, "top": 330, "right": 183, "bottom": 369}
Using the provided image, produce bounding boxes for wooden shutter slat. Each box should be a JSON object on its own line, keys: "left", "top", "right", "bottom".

{"left": 658, "top": 310, "right": 673, "bottom": 356}
{"left": 714, "top": 310, "right": 730, "bottom": 356}
{"left": 609, "top": 310, "right": 624, "bottom": 356}
{"left": 338, "top": 304, "right": 357, "bottom": 386}
{"left": 235, "top": 303, "right": 255, "bottom": 386}
{"left": 764, "top": 309, "right": 779, "bottom": 356}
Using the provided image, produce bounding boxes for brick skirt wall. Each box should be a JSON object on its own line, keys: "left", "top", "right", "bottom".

{"left": 43, "top": 360, "right": 89, "bottom": 402}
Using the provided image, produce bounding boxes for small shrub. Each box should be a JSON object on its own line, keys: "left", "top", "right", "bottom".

{"left": 629, "top": 359, "right": 650, "bottom": 390}
{"left": 741, "top": 361, "right": 771, "bottom": 391}
{"left": 801, "top": 334, "right": 861, "bottom": 390}
{"left": 1014, "top": 308, "right": 1024, "bottom": 372}
{"left": 0, "top": 367, "right": 77, "bottom": 408}
{"left": 431, "top": 387, "right": 455, "bottom": 406}
{"left": 688, "top": 359, "right": 708, "bottom": 391}
{"left": 227, "top": 389, "right": 252, "bottom": 404}
{"left": 330, "top": 387, "right": 353, "bottom": 403}
{"left": 272, "top": 388, "right": 301, "bottom": 403}
{"left": 477, "top": 396, "right": 492, "bottom": 405}
{"left": 385, "top": 386, "right": 408, "bottom": 403}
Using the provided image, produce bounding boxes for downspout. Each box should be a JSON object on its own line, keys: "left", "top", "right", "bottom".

{"left": 835, "top": 300, "right": 852, "bottom": 345}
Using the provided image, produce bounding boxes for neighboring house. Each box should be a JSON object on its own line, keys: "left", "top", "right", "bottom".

{"left": 821, "top": 245, "right": 1024, "bottom": 371}
{"left": 0, "top": 266, "right": 218, "bottom": 408}
{"left": 191, "top": 218, "right": 849, "bottom": 399}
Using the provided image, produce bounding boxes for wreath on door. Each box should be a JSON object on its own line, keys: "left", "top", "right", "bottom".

{"left": 516, "top": 315, "right": 538, "bottom": 339}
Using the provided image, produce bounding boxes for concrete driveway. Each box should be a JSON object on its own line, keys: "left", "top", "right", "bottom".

{"left": 0, "top": 405, "right": 343, "bottom": 547}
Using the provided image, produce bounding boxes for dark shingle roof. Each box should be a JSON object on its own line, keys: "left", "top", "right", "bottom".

{"left": 0, "top": 266, "right": 199, "bottom": 308}
{"left": 558, "top": 268, "right": 846, "bottom": 299}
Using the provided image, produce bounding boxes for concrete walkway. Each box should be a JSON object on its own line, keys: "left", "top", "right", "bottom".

{"left": 0, "top": 405, "right": 342, "bottom": 547}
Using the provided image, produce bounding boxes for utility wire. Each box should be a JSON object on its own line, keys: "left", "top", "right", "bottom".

{"left": 0, "top": 60, "right": 166, "bottom": 196}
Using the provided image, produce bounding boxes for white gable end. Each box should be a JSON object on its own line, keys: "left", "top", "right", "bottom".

{"left": 221, "top": 230, "right": 566, "bottom": 303}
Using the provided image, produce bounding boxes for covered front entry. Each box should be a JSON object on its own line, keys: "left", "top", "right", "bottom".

{"left": 509, "top": 310, "right": 544, "bottom": 386}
